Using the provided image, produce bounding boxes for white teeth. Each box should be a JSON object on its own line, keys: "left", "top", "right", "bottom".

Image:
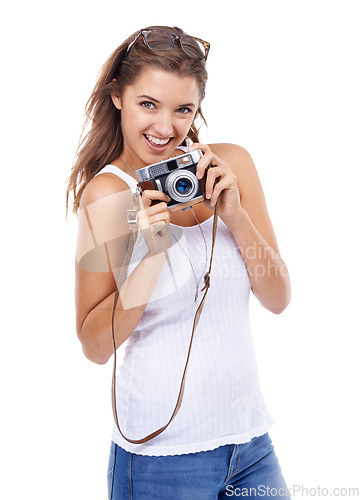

{"left": 146, "top": 134, "right": 171, "bottom": 146}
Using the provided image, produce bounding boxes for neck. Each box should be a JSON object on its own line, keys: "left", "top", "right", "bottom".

{"left": 111, "top": 155, "right": 139, "bottom": 180}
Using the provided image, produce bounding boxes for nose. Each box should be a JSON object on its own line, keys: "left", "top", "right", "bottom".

{"left": 153, "top": 111, "right": 174, "bottom": 138}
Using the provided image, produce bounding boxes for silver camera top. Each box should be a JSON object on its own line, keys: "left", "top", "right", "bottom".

{"left": 136, "top": 149, "right": 203, "bottom": 183}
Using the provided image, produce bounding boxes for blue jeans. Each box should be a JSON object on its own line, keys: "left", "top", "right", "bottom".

{"left": 107, "top": 432, "right": 291, "bottom": 499}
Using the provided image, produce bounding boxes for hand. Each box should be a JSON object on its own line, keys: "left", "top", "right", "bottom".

{"left": 137, "top": 189, "right": 173, "bottom": 255}
{"left": 189, "top": 143, "right": 243, "bottom": 221}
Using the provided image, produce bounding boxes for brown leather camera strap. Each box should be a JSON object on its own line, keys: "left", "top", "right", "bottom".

{"left": 111, "top": 202, "right": 219, "bottom": 444}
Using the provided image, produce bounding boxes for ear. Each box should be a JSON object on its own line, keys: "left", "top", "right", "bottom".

{"left": 110, "top": 78, "right": 122, "bottom": 110}
{"left": 111, "top": 94, "right": 122, "bottom": 110}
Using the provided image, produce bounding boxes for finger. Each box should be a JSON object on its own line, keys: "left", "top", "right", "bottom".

{"left": 147, "top": 211, "right": 171, "bottom": 227}
{"left": 197, "top": 151, "right": 225, "bottom": 181}
{"left": 209, "top": 174, "right": 238, "bottom": 205}
{"left": 194, "top": 153, "right": 215, "bottom": 180}
{"left": 188, "top": 143, "right": 215, "bottom": 180}
{"left": 138, "top": 204, "right": 170, "bottom": 228}
{"left": 188, "top": 142, "right": 211, "bottom": 155}
{"left": 143, "top": 201, "right": 169, "bottom": 218}
{"left": 141, "top": 189, "right": 171, "bottom": 208}
{"left": 204, "top": 165, "right": 229, "bottom": 199}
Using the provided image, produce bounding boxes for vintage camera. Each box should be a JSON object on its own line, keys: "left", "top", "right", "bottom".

{"left": 136, "top": 149, "right": 206, "bottom": 211}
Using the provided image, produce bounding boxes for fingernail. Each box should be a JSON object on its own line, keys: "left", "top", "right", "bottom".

{"left": 206, "top": 192, "right": 211, "bottom": 199}
{"left": 196, "top": 171, "right": 202, "bottom": 179}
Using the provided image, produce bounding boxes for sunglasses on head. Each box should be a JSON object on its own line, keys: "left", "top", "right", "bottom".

{"left": 125, "top": 29, "right": 210, "bottom": 61}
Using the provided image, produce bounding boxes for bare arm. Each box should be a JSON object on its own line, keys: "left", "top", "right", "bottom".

{"left": 75, "top": 173, "right": 172, "bottom": 365}
{"left": 196, "top": 143, "right": 291, "bottom": 314}
{"left": 216, "top": 144, "right": 291, "bottom": 313}
{"left": 76, "top": 252, "right": 168, "bottom": 365}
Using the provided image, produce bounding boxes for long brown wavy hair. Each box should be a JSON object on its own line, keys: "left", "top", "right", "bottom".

{"left": 66, "top": 26, "right": 209, "bottom": 215}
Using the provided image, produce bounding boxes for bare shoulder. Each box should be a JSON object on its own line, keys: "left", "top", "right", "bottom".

{"left": 79, "top": 171, "right": 133, "bottom": 210}
{"left": 209, "top": 143, "right": 256, "bottom": 181}
{"left": 76, "top": 171, "right": 135, "bottom": 273}
{"left": 209, "top": 142, "right": 250, "bottom": 159}
{"left": 209, "top": 142, "right": 264, "bottom": 196}
{"left": 209, "top": 143, "right": 280, "bottom": 253}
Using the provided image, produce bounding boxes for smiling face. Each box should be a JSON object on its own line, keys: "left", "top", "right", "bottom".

{"left": 112, "top": 68, "right": 201, "bottom": 168}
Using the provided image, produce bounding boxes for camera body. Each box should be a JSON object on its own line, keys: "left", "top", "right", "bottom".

{"left": 136, "top": 149, "right": 205, "bottom": 211}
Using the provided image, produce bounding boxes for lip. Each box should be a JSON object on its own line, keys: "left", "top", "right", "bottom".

{"left": 144, "top": 134, "right": 173, "bottom": 153}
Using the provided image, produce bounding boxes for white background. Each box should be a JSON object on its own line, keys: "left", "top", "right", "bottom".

{"left": 1, "top": 1, "right": 359, "bottom": 498}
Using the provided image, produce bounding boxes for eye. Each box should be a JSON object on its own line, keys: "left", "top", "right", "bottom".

{"left": 140, "top": 101, "right": 155, "bottom": 109}
{"left": 177, "top": 107, "right": 192, "bottom": 114}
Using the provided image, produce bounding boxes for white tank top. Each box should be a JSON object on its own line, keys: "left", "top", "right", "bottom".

{"left": 95, "top": 155, "right": 274, "bottom": 456}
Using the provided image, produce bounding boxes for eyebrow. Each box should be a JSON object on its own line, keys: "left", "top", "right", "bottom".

{"left": 137, "top": 94, "right": 196, "bottom": 107}
{"left": 138, "top": 94, "right": 160, "bottom": 103}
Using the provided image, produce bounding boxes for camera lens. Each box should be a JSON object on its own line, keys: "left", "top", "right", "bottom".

{"left": 175, "top": 178, "right": 192, "bottom": 195}
{"left": 165, "top": 170, "right": 198, "bottom": 203}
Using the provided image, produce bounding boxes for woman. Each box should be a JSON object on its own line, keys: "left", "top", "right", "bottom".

{"left": 67, "top": 26, "right": 291, "bottom": 499}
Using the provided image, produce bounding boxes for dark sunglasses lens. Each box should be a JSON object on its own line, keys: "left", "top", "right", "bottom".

{"left": 146, "top": 31, "right": 174, "bottom": 50}
{"left": 180, "top": 37, "right": 207, "bottom": 59}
